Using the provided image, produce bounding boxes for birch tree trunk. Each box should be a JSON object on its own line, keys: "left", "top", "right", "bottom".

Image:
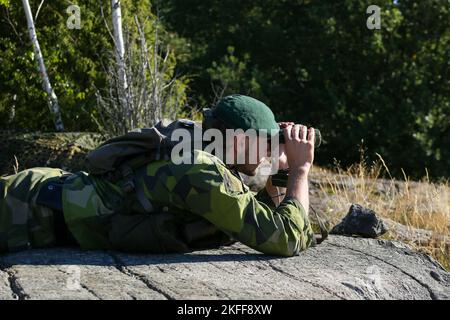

{"left": 22, "top": 0, "right": 64, "bottom": 131}
{"left": 111, "top": 0, "right": 131, "bottom": 127}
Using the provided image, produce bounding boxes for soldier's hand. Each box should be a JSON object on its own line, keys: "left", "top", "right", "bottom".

{"left": 283, "top": 124, "right": 315, "bottom": 175}
{"left": 277, "top": 144, "right": 289, "bottom": 171}
{"left": 277, "top": 122, "right": 293, "bottom": 170}
{"left": 279, "top": 121, "right": 294, "bottom": 128}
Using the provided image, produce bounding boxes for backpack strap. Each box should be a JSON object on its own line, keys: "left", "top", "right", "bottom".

{"left": 91, "top": 121, "right": 188, "bottom": 213}
{"left": 115, "top": 163, "right": 155, "bottom": 213}
{"left": 115, "top": 138, "right": 173, "bottom": 213}
{"left": 118, "top": 164, "right": 136, "bottom": 194}
{"left": 134, "top": 166, "right": 155, "bottom": 213}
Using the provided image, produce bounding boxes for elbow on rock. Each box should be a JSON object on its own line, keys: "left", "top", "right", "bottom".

{"left": 282, "top": 232, "right": 315, "bottom": 257}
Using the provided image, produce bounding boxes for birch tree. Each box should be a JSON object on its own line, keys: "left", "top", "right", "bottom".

{"left": 111, "top": 0, "right": 131, "bottom": 124}
{"left": 95, "top": 2, "right": 187, "bottom": 135}
{"left": 22, "top": 0, "right": 64, "bottom": 131}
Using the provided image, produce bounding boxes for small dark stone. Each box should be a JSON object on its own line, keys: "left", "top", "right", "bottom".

{"left": 330, "top": 204, "right": 389, "bottom": 238}
{"left": 430, "top": 271, "right": 443, "bottom": 283}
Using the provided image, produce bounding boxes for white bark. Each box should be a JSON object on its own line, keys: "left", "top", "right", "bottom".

{"left": 111, "top": 0, "right": 131, "bottom": 123}
{"left": 22, "top": 0, "right": 64, "bottom": 131}
{"left": 96, "top": 11, "right": 185, "bottom": 135}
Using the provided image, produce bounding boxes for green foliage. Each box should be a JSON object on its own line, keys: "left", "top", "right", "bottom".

{"left": 0, "top": 1, "right": 111, "bottom": 131}
{"left": 93, "top": 0, "right": 189, "bottom": 134}
{"left": 207, "top": 46, "right": 263, "bottom": 101}
{"left": 0, "top": 0, "right": 188, "bottom": 132}
{"left": 0, "top": 0, "right": 448, "bottom": 178}
{"left": 159, "top": 0, "right": 450, "bottom": 179}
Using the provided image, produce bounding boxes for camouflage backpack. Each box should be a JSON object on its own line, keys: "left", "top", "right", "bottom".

{"left": 85, "top": 119, "right": 203, "bottom": 213}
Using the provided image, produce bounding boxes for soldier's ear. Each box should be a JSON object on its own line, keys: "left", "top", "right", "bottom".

{"left": 236, "top": 133, "right": 250, "bottom": 161}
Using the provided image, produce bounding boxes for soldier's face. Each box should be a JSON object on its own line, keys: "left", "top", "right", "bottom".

{"left": 232, "top": 135, "right": 269, "bottom": 176}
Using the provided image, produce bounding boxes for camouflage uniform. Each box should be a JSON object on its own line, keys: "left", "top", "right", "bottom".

{"left": 0, "top": 168, "right": 67, "bottom": 252}
{"left": 1, "top": 150, "right": 314, "bottom": 256}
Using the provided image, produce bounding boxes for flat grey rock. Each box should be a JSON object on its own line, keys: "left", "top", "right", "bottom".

{"left": 0, "top": 235, "right": 448, "bottom": 300}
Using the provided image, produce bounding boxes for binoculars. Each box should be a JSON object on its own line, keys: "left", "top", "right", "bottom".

{"left": 271, "top": 128, "right": 321, "bottom": 187}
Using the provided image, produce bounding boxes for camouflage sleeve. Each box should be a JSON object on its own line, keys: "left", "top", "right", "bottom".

{"left": 255, "top": 187, "right": 276, "bottom": 209}
{"left": 141, "top": 151, "right": 315, "bottom": 256}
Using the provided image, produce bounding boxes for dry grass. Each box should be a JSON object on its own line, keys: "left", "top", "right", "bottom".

{"left": 312, "top": 152, "right": 450, "bottom": 270}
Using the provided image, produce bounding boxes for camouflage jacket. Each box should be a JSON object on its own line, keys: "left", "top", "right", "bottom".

{"left": 62, "top": 150, "right": 315, "bottom": 256}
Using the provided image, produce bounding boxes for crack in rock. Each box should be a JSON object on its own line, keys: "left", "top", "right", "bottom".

{"left": 264, "top": 261, "right": 346, "bottom": 300}
{"left": 0, "top": 238, "right": 447, "bottom": 300}
{"left": 327, "top": 241, "right": 445, "bottom": 300}
{"left": 0, "top": 257, "right": 28, "bottom": 300}
{"left": 108, "top": 252, "right": 174, "bottom": 300}
{"left": 80, "top": 283, "right": 101, "bottom": 300}
{"left": 230, "top": 247, "right": 346, "bottom": 299}
{"left": 4, "top": 268, "right": 29, "bottom": 300}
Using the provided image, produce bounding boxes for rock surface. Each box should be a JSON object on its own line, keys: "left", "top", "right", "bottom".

{"left": 1, "top": 132, "right": 449, "bottom": 300}
{"left": 0, "top": 235, "right": 448, "bottom": 300}
{"left": 384, "top": 219, "right": 450, "bottom": 248}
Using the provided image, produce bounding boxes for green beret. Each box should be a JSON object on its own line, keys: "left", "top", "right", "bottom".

{"left": 213, "top": 94, "right": 279, "bottom": 132}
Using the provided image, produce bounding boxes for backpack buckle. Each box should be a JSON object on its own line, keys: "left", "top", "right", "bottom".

{"left": 119, "top": 165, "right": 135, "bottom": 194}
